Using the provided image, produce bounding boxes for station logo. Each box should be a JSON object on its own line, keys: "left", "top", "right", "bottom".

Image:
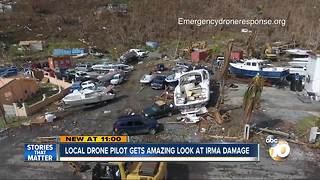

{"left": 265, "top": 135, "right": 290, "bottom": 161}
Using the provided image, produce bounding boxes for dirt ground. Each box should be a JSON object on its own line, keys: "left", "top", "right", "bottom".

{"left": 0, "top": 57, "right": 320, "bottom": 179}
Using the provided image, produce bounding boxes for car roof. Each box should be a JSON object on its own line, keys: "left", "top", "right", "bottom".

{"left": 154, "top": 75, "right": 166, "bottom": 79}
{"left": 117, "top": 115, "right": 145, "bottom": 121}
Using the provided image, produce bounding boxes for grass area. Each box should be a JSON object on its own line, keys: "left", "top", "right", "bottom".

{"left": 8, "top": 45, "right": 24, "bottom": 57}
{"left": 9, "top": 40, "right": 85, "bottom": 62}
{"left": 109, "top": 44, "right": 127, "bottom": 60}
{"left": 25, "top": 83, "right": 59, "bottom": 105}
{"left": 0, "top": 117, "right": 30, "bottom": 129}
{"left": 295, "top": 116, "right": 320, "bottom": 148}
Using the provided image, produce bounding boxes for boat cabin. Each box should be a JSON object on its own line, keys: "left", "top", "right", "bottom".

{"left": 240, "top": 59, "right": 268, "bottom": 71}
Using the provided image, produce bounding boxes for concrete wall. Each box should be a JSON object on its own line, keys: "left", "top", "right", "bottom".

{"left": 27, "top": 88, "right": 69, "bottom": 115}
{"left": 8, "top": 76, "right": 71, "bottom": 117}
{"left": 2, "top": 104, "right": 16, "bottom": 117}
{"left": 13, "top": 87, "right": 69, "bottom": 116}
{"left": 44, "top": 74, "right": 71, "bottom": 89}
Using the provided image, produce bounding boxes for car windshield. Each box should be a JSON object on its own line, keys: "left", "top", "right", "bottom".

{"left": 154, "top": 76, "right": 165, "bottom": 81}
{"left": 151, "top": 105, "right": 160, "bottom": 111}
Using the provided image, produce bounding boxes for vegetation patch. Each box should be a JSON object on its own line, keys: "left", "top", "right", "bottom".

{"left": 25, "top": 83, "right": 59, "bottom": 105}
{"left": 296, "top": 116, "right": 320, "bottom": 148}
{"left": 0, "top": 117, "right": 31, "bottom": 129}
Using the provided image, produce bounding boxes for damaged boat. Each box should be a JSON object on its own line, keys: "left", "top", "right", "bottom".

{"left": 229, "top": 59, "right": 289, "bottom": 80}
{"left": 62, "top": 85, "right": 115, "bottom": 107}
{"left": 174, "top": 69, "right": 210, "bottom": 114}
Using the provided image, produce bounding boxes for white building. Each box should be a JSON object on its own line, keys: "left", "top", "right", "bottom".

{"left": 305, "top": 53, "right": 320, "bottom": 100}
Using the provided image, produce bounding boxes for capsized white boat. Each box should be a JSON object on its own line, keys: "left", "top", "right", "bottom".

{"left": 62, "top": 85, "right": 115, "bottom": 107}
{"left": 174, "top": 69, "right": 210, "bottom": 114}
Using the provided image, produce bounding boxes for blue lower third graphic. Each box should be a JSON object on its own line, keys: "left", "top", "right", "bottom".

{"left": 59, "top": 143, "right": 259, "bottom": 162}
{"left": 24, "top": 144, "right": 57, "bottom": 161}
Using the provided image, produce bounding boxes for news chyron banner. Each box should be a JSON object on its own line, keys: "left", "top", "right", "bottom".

{"left": 24, "top": 136, "right": 259, "bottom": 162}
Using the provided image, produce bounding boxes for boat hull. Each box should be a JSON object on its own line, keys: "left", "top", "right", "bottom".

{"left": 229, "top": 64, "right": 289, "bottom": 79}
{"left": 63, "top": 93, "right": 115, "bottom": 107}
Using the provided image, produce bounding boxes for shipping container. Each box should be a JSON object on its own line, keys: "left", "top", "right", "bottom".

{"left": 48, "top": 56, "right": 72, "bottom": 70}
{"left": 191, "top": 50, "right": 209, "bottom": 62}
{"left": 230, "top": 51, "right": 243, "bottom": 61}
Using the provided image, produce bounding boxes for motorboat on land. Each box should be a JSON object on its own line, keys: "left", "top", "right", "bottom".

{"left": 62, "top": 85, "right": 115, "bottom": 107}
{"left": 284, "top": 48, "right": 311, "bottom": 57}
{"left": 92, "top": 63, "right": 133, "bottom": 72}
{"left": 229, "top": 59, "right": 289, "bottom": 80}
{"left": 97, "top": 69, "right": 123, "bottom": 84}
{"left": 285, "top": 48, "right": 311, "bottom": 66}
{"left": 288, "top": 61, "right": 308, "bottom": 68}
{"left": 174, "top": 69, "right": 210, "bottom": 114}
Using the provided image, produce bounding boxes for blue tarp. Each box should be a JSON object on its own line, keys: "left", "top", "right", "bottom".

{"left": 53, "top": 48, "right": 85, "bottom": 57}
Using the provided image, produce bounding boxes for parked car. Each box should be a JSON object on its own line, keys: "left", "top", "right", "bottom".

{"left": 140, "top": 74, "right": 155, "bottom": 84}
{"left": 81, "top": 80, "right": 97, "bottom": 89}
{"left": 120, "top": 51, "right": 139, "bottom": 64}
{"left": 113, "top": 115, "right": 159, "bottom": 135}
{"left": 143, "top": 101, "right": 175, "bottom": 119}
{"left": 64, "top": 69, "right": 77, "bottom": 81}
{"left": 75, "top": 63, "right": 93, "bottom": 72}
{"left": 0, "top": 66, "right": 18, "bottom": 77}
{"left": 156, "top": 63, "right": 165, "bottom": 71}
{"left": 43, "top": 67, "right": 55, "bottom": 77}
{"left": 74, "top": 71, "right": 99, "bottom": 82}
{"left": 69, "top": 81, "right": 82, "bottom": 93}
{"left": 110, "top": 73, "right": 125, "bottom": 85}
{"left": 151, "top": 75, "right": 167, "bottom": 90}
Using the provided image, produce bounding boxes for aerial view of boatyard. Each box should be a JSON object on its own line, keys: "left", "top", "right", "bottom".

{"left": 0, "top": 0, "right": 320, "bottom": 179}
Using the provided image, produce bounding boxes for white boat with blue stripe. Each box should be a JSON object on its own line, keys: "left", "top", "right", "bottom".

{"left": 229, "top": 59, "right": 289, "bottom": 80}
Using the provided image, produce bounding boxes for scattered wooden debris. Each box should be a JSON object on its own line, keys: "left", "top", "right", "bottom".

{"left": 207, "top": 135, "right": 240, "bottom": 140}
{"left": 31, "top": 115, "right": 46, "bottom": 125}
{"left": 207, "top": 107, "right": 224, "bottom": 124}
{"left": 255, "top": 127, "right": 295, "bottom": 139}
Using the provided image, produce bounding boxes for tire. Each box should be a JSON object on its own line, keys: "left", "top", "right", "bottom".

{"left": 149, "top": 128, "right": 156, "bottom": 135}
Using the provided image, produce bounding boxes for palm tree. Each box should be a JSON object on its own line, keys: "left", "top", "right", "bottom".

{"left": 0, "top": 102, "right": 7, "bottom": 128}
{"left": 243, "top": 75, "right": 264, "bottom": 125}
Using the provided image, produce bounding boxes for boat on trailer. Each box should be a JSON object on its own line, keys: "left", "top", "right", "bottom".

{"left": 62, "top": 85, "right": 115, "bottom": 107}
{"left": 174, "top": 69, "right": 210, "bottom": 114}
{"left": 229, "top": 59, "right": 289, "bottom": 80}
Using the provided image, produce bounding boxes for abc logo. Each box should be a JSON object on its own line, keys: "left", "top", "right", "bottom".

{"left": 265, "top": 137, "right": 278, "bottom": 144}
{"left": 266, "top": 135, "right": 290, "bottom": 161}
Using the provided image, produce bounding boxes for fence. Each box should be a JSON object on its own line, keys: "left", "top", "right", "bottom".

{"left": 43, "top": 74, "right": 71, "bottom": 89}
{"left": 13, "top": 87, "right": 69, "bottom": 117}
